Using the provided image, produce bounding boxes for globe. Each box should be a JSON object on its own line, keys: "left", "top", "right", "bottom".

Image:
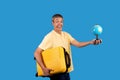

{"left": 93, "top": 24, "right": 103, "bottom": 35}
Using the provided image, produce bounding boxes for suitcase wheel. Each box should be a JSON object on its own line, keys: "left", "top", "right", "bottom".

{"left": 35, "top": 72, "right": 38, "bottom": 77}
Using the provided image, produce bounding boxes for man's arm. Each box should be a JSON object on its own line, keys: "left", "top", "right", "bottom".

{"left": 71, "top": 39, "right": 101, "bottom": 47}
{"left": 34, "top": 48, "right": 52, "bottom": 76}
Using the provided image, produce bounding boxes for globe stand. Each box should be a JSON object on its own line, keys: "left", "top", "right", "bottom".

{"left": 96, "top": 34, "right": 98, "bottom": 40}
{"left": 95, "top": 34, "right": 102, "bottom": 44}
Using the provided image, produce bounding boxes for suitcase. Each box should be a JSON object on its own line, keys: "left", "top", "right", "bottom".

{"left": 35, "top": 46, "right": 71, "bottom": 77}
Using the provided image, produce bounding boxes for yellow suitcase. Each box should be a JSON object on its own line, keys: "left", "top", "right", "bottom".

{"left": 35, "top": 47, "right": 71, "bottom": 77}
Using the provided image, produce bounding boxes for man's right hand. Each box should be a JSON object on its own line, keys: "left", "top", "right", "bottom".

{"left": 42, "top": 67, "right": 53, "bottom": 76}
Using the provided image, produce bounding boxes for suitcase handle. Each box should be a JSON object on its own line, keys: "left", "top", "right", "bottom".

{"left": 63, "top": 48, "right": 71, "bottom": 73}
{"left": 65, "top": 52, "right": 71, "bottom": 68}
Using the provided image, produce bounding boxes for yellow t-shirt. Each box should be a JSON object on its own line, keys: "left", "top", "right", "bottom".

{"left": 38, "top": 30, "right": 75, "bottom": 72}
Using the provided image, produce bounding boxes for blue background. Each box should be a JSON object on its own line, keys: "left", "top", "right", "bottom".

{"left": 0, "top": 0, "right": 120, "bottom": 80}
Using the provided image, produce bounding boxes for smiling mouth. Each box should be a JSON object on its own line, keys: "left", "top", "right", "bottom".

{"left": 57, "top": 26, "right": 61, "bottom": 28}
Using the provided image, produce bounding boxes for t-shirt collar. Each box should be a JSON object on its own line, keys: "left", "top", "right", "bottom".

{"left": 52, "top": 30, "right": 63, "bottom": 36}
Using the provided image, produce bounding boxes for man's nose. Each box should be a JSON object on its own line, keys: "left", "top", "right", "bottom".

{"left": 58, "top": 22, "right": 62, "bottom": 25}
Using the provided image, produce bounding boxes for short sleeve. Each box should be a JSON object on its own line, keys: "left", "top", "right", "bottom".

{"left": 38, "top": 34, "right": 53, "bottom": 50}
{"left": 65, "top": 32, "right": 75, "bottom": 43}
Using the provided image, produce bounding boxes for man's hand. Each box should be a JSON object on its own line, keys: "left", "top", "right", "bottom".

{"left": 42, "top": 67, "right": 54, "bottom": 76}
{"left": 90, "top": 39, "right": 102, "bottom": 45}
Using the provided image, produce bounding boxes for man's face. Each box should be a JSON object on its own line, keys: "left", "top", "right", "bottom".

{"left": 52, "top": 17, "right": 63, "bottom": 32}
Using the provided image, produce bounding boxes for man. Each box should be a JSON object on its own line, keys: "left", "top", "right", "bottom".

{"left": 34, "top": 14, "right": 101, "bottom": 80}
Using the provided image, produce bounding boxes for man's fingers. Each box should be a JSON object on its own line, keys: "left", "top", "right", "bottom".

{"left": 94, "top": 39, "right": 102, "bottom": 45}
{"left": 49, "top": 69, "right": 54, "bottom": 72}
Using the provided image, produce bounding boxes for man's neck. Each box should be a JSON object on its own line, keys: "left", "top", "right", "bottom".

{"left": 54, "top": 30, "right": 62, "bottom": 35}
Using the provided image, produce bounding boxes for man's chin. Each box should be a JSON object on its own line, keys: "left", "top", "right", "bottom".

{"left": 57, "top": 28, "right": 62, "bottom": 31}
{"left": 59, "top": 29, "right": 62, "bottom": 31}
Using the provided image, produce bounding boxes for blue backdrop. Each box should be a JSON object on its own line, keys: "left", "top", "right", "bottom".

{"left": 0, "top": 0, "right": 120, "bottom": 80}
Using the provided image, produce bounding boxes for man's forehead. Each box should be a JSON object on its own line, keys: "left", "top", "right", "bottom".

{"left": 53, "top": 17, "right": 63, "bottom": 20}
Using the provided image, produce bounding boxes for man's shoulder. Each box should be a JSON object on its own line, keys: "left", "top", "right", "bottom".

{"left": 45, "top": 30, "right": 54, "bottom": 37}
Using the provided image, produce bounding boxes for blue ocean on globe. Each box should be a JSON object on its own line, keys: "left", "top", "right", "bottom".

{"left": 93, "top": 25, "right": 103, "bottom": 35}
